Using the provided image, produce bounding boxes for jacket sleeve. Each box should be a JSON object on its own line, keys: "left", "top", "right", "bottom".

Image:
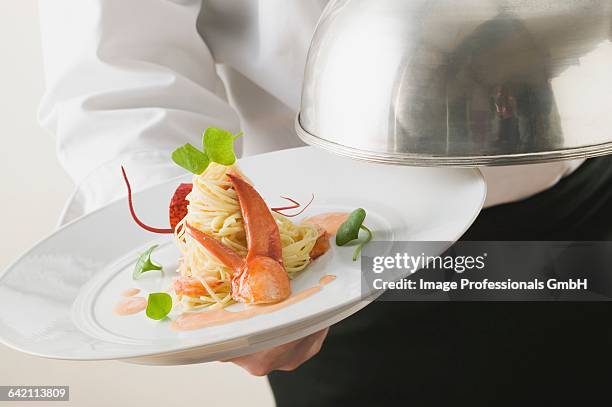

{"left": 38, "top": 0, "right": 240, "bottom": 223}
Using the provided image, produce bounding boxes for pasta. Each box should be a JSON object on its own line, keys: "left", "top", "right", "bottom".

{"left": 174, "top": 163, "right": 320, "bottom": 309}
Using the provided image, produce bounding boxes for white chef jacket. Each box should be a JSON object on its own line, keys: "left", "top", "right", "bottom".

{"left": 37, "top": 0, "right": 584, "bottom": 224}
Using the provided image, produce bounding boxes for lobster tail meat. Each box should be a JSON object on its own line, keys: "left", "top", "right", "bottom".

{"left": 169, "top": 183, "right": 193, "bottom": 230}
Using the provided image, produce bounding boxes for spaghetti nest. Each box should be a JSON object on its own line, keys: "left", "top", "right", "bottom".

{"left": 174, "top": 163, "right": 320, "bottom": 309}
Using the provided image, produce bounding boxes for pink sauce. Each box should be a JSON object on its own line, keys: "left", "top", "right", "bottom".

{"left": 303, "top": 212, "right": 349, "bottom": 235}
{"left": 319, "top": 275, "right": 336, "bottom": 285}
{"left": 114, "top": 297, "right": 147, "bottom": 316}
{"left": 121, "top": 288, "right": 141, "bottom": 297}
{"left": 172, "top": 274, "right": 337, "bottom": 331}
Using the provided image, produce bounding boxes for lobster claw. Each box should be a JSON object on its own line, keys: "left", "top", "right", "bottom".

{"left": 226, "top": 174, "right": 290, "bottom": 304}
{"left": 185, "top": 224, "right": 244, "bottom": 273}
{"left": 230, "top": 255, "right": 290, "bottom": 304}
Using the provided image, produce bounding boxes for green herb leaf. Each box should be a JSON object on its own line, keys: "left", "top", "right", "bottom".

{"left": 172, "top": 143, "right": 210, "bottom": 175}
{"left": 133, "top": 245, "right": 163, "bottom": 280}
{"left": 203, "top": 127, "right": 241, "bottom": 166}
{"left": 336, "top": 209, "right": 373, "bottom": 261}
{"left": 146, "top": 292, "right": 173, "bottom": 320}
{"left": 172, "top": 127, "right": 242, "bottom": 174}
{"left": 336, "top": 208, "right": 367, "bottom": 246}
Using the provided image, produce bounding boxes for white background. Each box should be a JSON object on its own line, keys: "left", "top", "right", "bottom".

{"left": 0, "top": 1, "right": 273, "bottom": 406}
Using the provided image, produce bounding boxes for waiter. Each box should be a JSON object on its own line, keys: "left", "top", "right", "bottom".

{"left": 39, "top": 1, "right": 612, "bottom": 405}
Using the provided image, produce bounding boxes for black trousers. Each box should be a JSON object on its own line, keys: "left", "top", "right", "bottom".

{"left": 269, "top": 156, "right": 612, "bottom": 406}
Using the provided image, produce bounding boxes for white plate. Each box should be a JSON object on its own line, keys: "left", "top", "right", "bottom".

{"left": 0, "top": 147, "right": 485, "bottom": 364}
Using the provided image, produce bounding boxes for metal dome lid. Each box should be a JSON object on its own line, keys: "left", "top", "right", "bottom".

{"left": 296, "top": 0, "right": 612, "bottom": 166}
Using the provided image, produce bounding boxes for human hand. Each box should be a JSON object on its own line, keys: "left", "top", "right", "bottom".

{"left": 227, "top": 328, "right": 329, "bottom": 376}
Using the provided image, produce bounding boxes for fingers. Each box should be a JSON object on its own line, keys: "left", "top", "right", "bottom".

{"left": 276, "top": 328, "right": 329, "bottom": 372}
{"left": 227, "top": 328, "right": 330, "bottom": 376}
{"left": 230, "top": 341, "right": 296, "bottom": 376}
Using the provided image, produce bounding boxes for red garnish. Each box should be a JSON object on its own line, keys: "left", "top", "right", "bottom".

{"left": 121, "top": 166, "right": 174, "bottom": 234}
{"left": 271, "top": 196, "right": 301, "bottom": 212}
{"left": 122, "top": 164, "right": 313, "bottom": 232}
{"left": 272, "top": 194, "right": 315, "bottom": 218}
{"left": 169, "top": 183, "right": 192, "bottom": 230}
